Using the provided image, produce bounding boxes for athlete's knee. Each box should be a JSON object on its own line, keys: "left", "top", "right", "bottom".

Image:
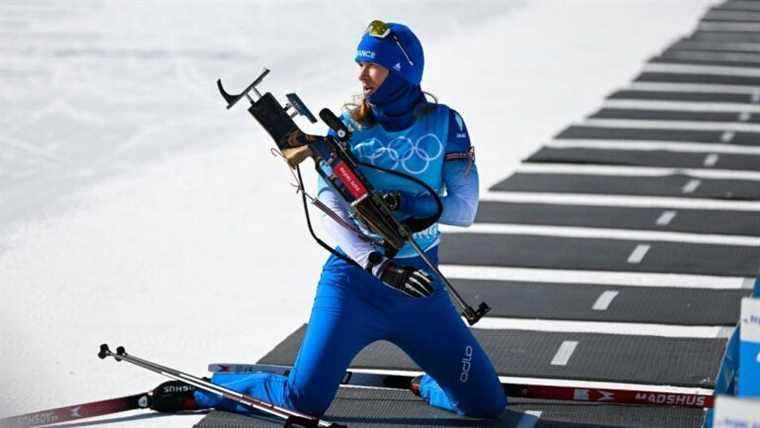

{"left": 285, "top": 384, "right": 334, "bottom": 416}
{"left": 458, "top": 392, "right": 507, "bottom": 419}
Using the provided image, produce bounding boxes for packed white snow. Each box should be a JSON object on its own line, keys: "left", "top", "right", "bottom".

{"left": 0, "top": 1, "right": 718, "bottom": 426}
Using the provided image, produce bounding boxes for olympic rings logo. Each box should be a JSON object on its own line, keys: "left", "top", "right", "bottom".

{"left": 353, "top": 133, "right": 443, "bottom": 174}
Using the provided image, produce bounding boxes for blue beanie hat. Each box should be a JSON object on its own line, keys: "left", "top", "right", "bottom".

{"left": 355, "top": 22, "right": 424, "bottom": 86}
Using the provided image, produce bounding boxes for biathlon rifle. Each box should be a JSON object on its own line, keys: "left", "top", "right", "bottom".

{"left": 216, "top": 68, "right": 489, "bottom": 325}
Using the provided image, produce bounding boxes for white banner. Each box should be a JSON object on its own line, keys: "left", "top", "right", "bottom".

{"left": 713, "top": 396, "right": 760, "bottom": 427}
{"left": 741, "top": 298, "right": 760, "bottom": 343}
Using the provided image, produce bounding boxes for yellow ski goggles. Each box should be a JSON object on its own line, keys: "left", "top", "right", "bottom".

{"left": 364, "top": 20, "right": 414, "bottom": 66}
{"left": 366, "top": 20, "right": 392, "bottom": 38}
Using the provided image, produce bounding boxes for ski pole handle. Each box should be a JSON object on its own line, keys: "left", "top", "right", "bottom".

{"left": 406, "top": 239, "right": 490, "bottom": 325}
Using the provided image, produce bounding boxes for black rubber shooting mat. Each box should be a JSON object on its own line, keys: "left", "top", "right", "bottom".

{"left": 691, "top": 30, "right": 760, "bottom": 43}
{"left": 556, "top": 125, "right": 760, "bottom": 145}
{"left": 257, "top": 325, "right": 725, "bottom": 387}
{"left": 653, "top": 52, "right": 760, "bottom": 68}
{"left": 491, "top": 172, "right": 760, "bottom": 200}
{"left": 672, "top": 37, "right": 760, "bottom": 51}
{"left": 453, "top": 278, "right": 748, "bottom": 325}
{"left": 607, "top": 89, "right": 757, "bottom": 104}
{"left": 650, "top": 39, "right": 760, "bottom": 68}
{"left": 719, "top": 2, "right": 760, "bottom": 12}
{"left": 474, "top": 200, "right": 760, "bottom": 236}
{"left": 526, "top": 146, "right": 760, "bottom": 172}
{"left": 664, "top": 48, "right": 760, "bottom": 61}
{"left": 635, "top": 71, "right": 760, "bottom": 86}
{"left": 703, "top": 8, "right": 760, "bottom": 21}
{"left": 589, "top": 108, "right": 760, "bottom": 123}
{"left": 195, "top": 389, "right": 706, "bottom": 428}
{"left": 663, "top": 42, "right": 760, "bottom": 56}
{"left": 439, "top": 233, "right": 760, "bottom": 277}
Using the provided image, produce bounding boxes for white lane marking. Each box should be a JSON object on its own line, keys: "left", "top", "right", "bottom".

{"left": 644, "top": 62, "right": 760, "bottom": 78}
{"left": 602, "top": 99, "right": 760, "bottom": 113}
{"left": 439, "top": 264, "right": 754, "bottom": 290}
{"left": 474, "top": 318, "right": 733, "bottom": 339}
{"left": 744, "top": 277, "right": 758, "bottom": 289}
{"left": 629, "top": 81, "right": 760, "bottom": 94}
{"left": 346, "top": 367, "right": 715, "bottom": 395}
{"left": 440, "top": 223, "right": 760, "bottom": 246}
{"left": 481, "top": 190, "right": 760, "bottom": 211}
{"left": 656, "top": 210, "right": 677, "bottom": 226}
{"left": 682, "top": 179, "right": 701, "bottom": 194}
{"left": 719, "top": 326, "right": 736, "bottom": 339}
{"left": 516, "top": 411, "right": 542, "bottom": 428}
{"left": 547, "top": 138, "right": 760, "bottom": 155}
{"left": 699, "top": 22, "right": 760, "bottom": 32}
{"left": 627, "top": 244, "right": 650, "bottom": 264}
{"left": 517, "top": 163, "right": 760, "bottom": 181}
{"left": 592, "top": 291, "right": 620, "bottom": 311}
{"left": 721, "top": 130, "right": 735, "bottom": 142}
{"left": 582, "top": 118, "right": 760, "bottom": 133}
{"left": 739, "top": 111, "right": 752, "bottom": 122}
{"left": 551, "top": 341, "right": 579, "bottom": 366}
{"left": 703, "top": 154, "right": 720, "bottom": 167}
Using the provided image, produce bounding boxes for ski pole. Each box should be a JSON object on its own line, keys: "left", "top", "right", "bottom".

{"left": 97, "top": 344, "right": 345, "bottom": 428}
{"left": 406, "top": 237, "right": 490, "bottom": 326}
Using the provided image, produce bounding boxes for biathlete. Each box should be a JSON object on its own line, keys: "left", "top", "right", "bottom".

{"left": 152, "top": 20, "right": 507, "bottom": 419}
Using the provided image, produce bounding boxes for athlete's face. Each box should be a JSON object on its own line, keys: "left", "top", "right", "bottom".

{"left": 358, "top": 62, "right": 388, "bottom": 97}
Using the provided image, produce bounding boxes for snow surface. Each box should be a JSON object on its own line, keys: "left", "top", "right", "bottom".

{"left": 1, "top": 1, "right": 718, "bottom": 426}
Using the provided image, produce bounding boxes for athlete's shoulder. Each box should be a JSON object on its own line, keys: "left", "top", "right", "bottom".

{"left": 425, "top": 102, "right": 450, "bottom": 118}
{"left": 444, "top": 107, "right": 471, "bottom": 152}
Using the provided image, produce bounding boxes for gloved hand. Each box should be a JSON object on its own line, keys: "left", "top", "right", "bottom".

{"left": 150, "top": 380, "right": 199, "bottom": 412}
{"left": 366, "top": 252, "right": 434, "bottom": 298}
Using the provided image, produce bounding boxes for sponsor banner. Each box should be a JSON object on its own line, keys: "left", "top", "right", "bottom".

{"left": 712, "top": 395, "right": 760, "bottom": 428}
{"left": 740, "top": 298, "right": 760, "bottom": 397}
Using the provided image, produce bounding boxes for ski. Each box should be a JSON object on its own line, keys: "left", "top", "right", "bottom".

{"left": 208, "top": 363, "right": 715, "bottom": 409}
{"left": 0, "top": 392, "right": 150, "bottom": 428}
{"left": 99, "top": 344, "right": 346, "bottom": 427}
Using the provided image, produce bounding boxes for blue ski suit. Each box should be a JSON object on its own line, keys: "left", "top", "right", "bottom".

{"left": 196, "top": 75, "right": 506, "bottom": 418}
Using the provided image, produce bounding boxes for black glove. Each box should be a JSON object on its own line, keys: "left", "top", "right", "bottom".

{"left": 367, "top": 252, "right": 434, "bottom": 298}
{"left": 150, "top": 380, "right": 199, "bottom": 412}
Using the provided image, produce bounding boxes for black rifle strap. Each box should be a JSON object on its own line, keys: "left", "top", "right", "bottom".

{"left": 296, "top": 166, "right": 361, "bottom": 268}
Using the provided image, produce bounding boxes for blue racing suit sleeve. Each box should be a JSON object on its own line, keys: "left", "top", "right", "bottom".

{"left": 400, "top": 109, "right": 479, "bottom": 226}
